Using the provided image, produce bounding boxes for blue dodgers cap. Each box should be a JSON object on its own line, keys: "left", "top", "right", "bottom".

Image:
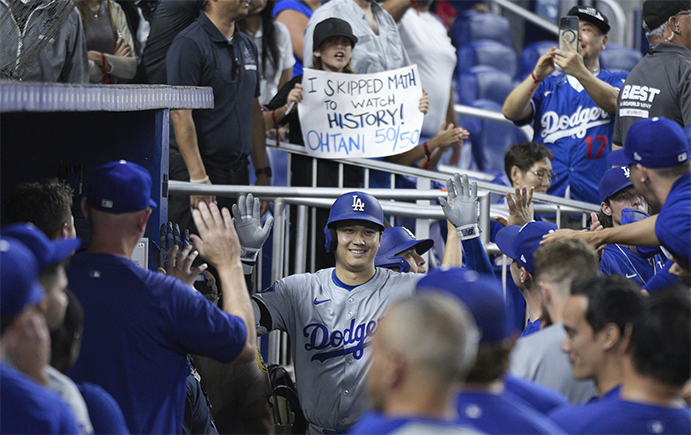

{"left": 416, "top": 268, "right": 511, "bottom": 343}
{"left": 598, "top": 166, "right": 633, "bottom": 203}
{"left": 0, "top": 238, "right": 44, "bottom": 318}
{"left": 86, "top": 160, "right": 158, "bottom": 213}
{"left": 495, "top": 221, "right": 559, "bottom": 274}
{"left": 608, "top": 117, "right": 689, "bottom": 168}
{"left": 2, "top": 223, "right": 81, "bottom": 272}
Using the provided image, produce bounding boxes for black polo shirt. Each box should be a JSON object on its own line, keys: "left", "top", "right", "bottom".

{"left": 167, "top": 12, "right": 260, "bottom": 163}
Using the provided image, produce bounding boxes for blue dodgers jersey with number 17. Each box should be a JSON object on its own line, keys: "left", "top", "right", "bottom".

{"left": 253, "top": 268, "right": 421, "bottom": 433}
{"left": 524, "top": 71, "right": 627, "bottom": 204}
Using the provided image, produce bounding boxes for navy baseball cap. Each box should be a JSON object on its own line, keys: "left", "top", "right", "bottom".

{"left": 416, "top": 268, "right": 511, "bottom": 343}
{"left": 598, "top": 166, "right": 633, "bottom": 203}
{"left": 495, "top": 221, "right": 559, "bottom": 274}
{"left": 313, "top": 18, "right": 358, "bottom": 52}
{"left": 568, "top": 6, "right": 611, "bottom": 34}
{"left": 2, "top": 223, "right": 81, "bottom": 272}
{"left": 608, "top": 117, "right": 689, "bottom": 168}
{"left": 643, "top": 0, "right": 691, "bottom": 31}
{"left": 86, "top": 160, "right": 158, "bottom": 213}
{"left": 0, "top": 237, "right": 44, "bottom": 318}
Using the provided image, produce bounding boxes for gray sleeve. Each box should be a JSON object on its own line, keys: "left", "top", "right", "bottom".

{"left": 63, "top": 8, "right": 89, "bottom": 84}
{"left": 252, "top": 277, "right": 300, "bottom": 334}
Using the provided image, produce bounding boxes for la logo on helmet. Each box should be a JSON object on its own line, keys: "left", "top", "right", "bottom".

{"left": 351, "top": 195, "right": 366, "bottom": 212}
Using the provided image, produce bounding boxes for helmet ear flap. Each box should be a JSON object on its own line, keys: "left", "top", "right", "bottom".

{"left": 324, "top": 226, "right": 338, "bottom": 253}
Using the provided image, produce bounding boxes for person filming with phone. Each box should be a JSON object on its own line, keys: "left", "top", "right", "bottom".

{"left": 503, "top": 6, "right": 627, "bottom": 206}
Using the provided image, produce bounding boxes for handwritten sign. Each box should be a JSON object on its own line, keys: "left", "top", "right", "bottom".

{"left": 298, "top": 65, "right": 424, "bottom": 159}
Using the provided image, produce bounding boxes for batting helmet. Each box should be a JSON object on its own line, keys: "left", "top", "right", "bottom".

{"left": 375, "top": 227, "right": 434, "bottom": 272}
{"left": 324, "top": 191, "right": 385, "bottom": 253}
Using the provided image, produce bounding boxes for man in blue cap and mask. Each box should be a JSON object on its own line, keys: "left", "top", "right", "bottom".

{"left": 544, "top": 116, "right": 691, "bottom": 290}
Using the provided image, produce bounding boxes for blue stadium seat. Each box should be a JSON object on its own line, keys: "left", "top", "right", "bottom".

{"left": 459, "top": 99, "right": 525, "bottom": 172}
{"left": 451, "top": 11, "right": 512, "bottom": 47}
{"left": 520, "top": 40, "right": 555, "bottom": 79}
{"left": 456, "top": 65, "right": 517, "bottom": 106}
{"left": 599, "top": 44, "right": 643, "bottom": 73}
{"left": 249, "top": 146, "right": 289, "bottom": 186}
{"left": 457, "top": 40, "right": 518, "bottom": 79}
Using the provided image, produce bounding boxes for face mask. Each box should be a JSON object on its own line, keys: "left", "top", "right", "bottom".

{"left": 620, "top": 207, "right": 649, "bottom": 225}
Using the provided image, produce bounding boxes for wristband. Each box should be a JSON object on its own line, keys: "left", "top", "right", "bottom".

{"left": 241, "top": 247, "right": 260, "bottom": 274}
{"left": 529, "top": 71, "right": 543, "bottom": 95}
{"left": 423, "top": 141, "right": 431, "bottom": 170}
{"left": 190, "top": 176, "right": 210, "bottom": 183}
{"left": 456, "top": 223, "right": 481, "bottom": 241}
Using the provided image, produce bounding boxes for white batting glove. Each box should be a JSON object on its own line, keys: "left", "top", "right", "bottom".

{"left": 232, "top": 193, "right": 274, "bottom": 274}
{"left": 438, "top": 173, "right": 481, "bottom": 241}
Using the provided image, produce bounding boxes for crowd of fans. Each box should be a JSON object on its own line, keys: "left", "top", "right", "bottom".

{"left": 1, "top": 0, "right": 690, "bottom": 434}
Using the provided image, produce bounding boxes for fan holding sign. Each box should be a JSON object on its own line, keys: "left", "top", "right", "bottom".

{"left": 264, "top": 17, "right": 466, "bottom": 269}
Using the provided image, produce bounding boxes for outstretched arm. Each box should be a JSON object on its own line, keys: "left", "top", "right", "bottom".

{"left": 191, "top": 202, "right": 257, "bottom": 362}
{"left": 542, "top": 214, "right": 660, "bottom": 248}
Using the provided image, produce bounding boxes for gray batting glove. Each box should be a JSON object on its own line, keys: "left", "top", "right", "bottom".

{"left": 232, "top": 193, "right": 274, "bottom": 274}
{"left": 438, "top": 173, "right": 481, "bottom": 241}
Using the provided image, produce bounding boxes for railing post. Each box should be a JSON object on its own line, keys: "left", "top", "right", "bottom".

{"left": 295, "top": 205, "right": 308, "bottom": 274}
{"left": 480, "top": 193, "right": 491, "bottom": 246}
{"left": 269, "top": 199, "right": 286, "bottom": 365}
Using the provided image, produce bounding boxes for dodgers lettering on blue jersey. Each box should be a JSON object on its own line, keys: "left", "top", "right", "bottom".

{"left": 303, "top": 318, "right": 380, "bottom": 362}
{"left": 539, "top": 105, "right": 611, "bottom": 143}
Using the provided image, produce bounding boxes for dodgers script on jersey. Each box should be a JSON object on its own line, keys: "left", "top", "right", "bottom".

{"left": 521, "top": 71, "right": 627, "bottom": 204}
{"left": 253, "top": 268, "right": 421, "bottom": 433}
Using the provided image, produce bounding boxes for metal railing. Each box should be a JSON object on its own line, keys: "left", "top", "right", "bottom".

{"left": 168, "top": 140, "right": 601, "bottom": 365}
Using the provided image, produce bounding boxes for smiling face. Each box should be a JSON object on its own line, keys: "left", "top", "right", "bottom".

{"left": 396, "top": 247, "right": 426, "bottom": 274}
{"left": 577, "top": 21, "right": 607, "bottom": 66}
{"left": 334, "top": 221, "right": 381, "bottom": 274}
{"left": 314, "top": 36, "right": 353, "bottom": 73}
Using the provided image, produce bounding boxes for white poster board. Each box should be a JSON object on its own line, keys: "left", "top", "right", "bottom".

{"left": 298, "top": 65, "right": 424, "bottom": 159}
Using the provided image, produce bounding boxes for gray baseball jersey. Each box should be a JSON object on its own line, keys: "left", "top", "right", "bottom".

{"left": 253, "top": 267, "right": 422, "bottom": 434}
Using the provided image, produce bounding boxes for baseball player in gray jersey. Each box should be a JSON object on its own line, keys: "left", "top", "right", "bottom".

{"left": 251, "top": 176, "right": 477, "bottom": 434}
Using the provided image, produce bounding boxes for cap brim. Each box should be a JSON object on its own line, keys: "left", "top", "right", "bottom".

{"left": 607, "top": 149, "right": 633, "bottom": 166}
{"left": 495, "top": 225, "right": 521, "bottom": 260}
{"left": 413, "top": 238, "right": 434, "bottom": 255}
{"left": 50, "top": 237, "right": 82, "bottom": 264}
